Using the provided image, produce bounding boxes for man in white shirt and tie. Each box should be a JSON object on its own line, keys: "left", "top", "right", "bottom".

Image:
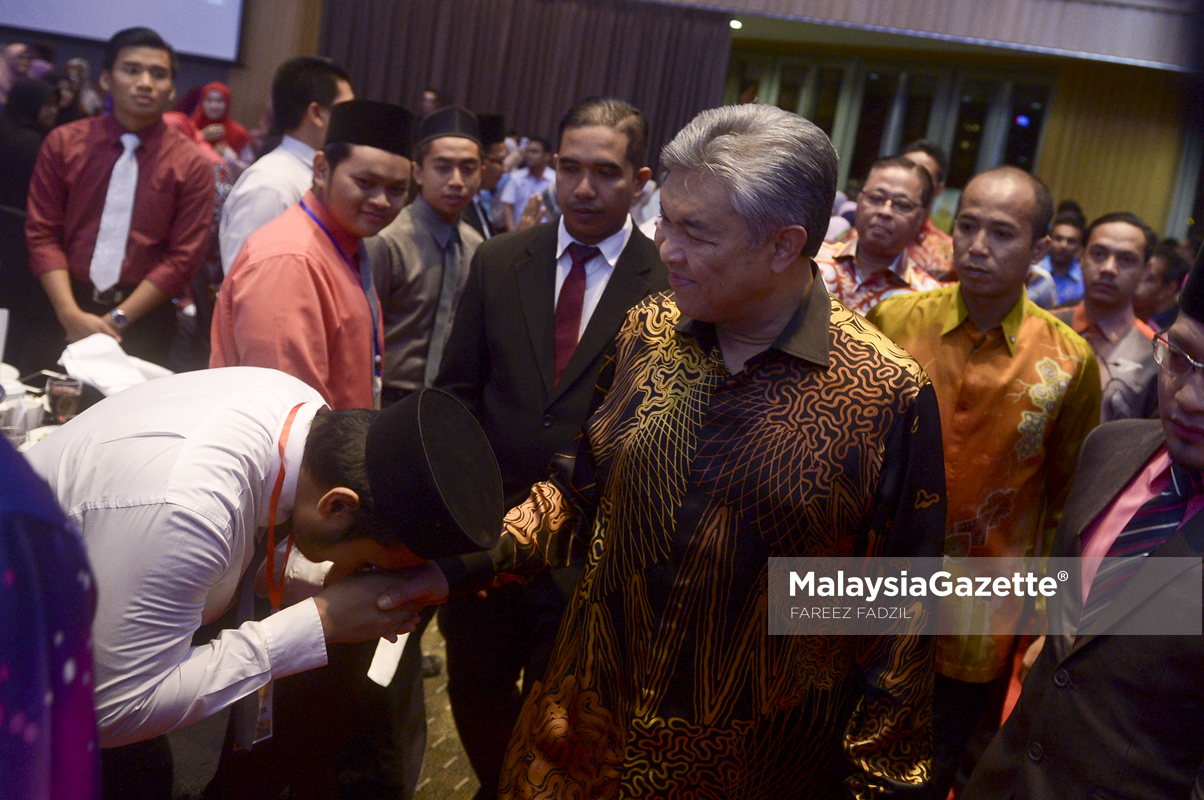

{"left": 27, "top": 366, "right": 494, "bottom": 799}
{"left": 434, "top": 96, "right": 669, "bottom": 798}
{"left": 219, "top": 56, "right": 355, "bottom": 273}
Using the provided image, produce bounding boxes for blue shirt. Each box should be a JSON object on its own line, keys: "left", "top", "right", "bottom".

{"left": 1042, "top": 254, "right": 1084, "bottom": 305}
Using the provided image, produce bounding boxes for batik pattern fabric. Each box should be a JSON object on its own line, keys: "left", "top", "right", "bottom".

{"left": 868, "top": 286, "right": 1101, "bottom": 682}
{"left": 816, "top": 231, "right": 948, "bottom": 317}
{"left": 495, "top": 282, "right": 947, "bottom": 799}
{"left": 911, "top": 219, "right": 955, "bottom": 281}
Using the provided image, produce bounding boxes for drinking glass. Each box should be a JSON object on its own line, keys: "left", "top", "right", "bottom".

{"left": 45, "top": 377, "right": 83, "bottom": 424}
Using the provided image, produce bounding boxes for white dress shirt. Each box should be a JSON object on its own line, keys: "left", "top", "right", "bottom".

{"left": 554, "top": 215, "right": 633, "bottom": 339}
{"left": 499, "top": 166, "right": 555, "bottom": 223}
{"left": 219, "top": 135, "right": 317, "bottom": 274}
{"left": 27, "top": 367, "right": 329, "bottom": 747}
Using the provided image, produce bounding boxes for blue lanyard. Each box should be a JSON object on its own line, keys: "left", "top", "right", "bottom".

{"left": 298, "top": 200, "right": 382, "bottom": 381}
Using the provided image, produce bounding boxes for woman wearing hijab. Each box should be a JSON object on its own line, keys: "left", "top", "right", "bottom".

{"left": 0, "top": 43, "right": 32, "bottom": 107}
{"left": 0, "top": 79, "right": 61, "bottom": 374}
{"left": 191, "top": 81, "right": 254, "bottom": 172}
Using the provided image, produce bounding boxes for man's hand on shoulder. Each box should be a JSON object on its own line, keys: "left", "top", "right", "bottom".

{"left": 312, "top": 563, "right": 449, "bottom": 644}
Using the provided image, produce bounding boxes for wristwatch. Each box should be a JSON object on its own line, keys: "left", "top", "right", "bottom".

{"left": 108, "top": 308, "right": 130, "bottom": 331}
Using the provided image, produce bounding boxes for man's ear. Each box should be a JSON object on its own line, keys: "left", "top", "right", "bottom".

{"left": 98, "top": 70, "right": 111, "bottom": 94}
{"left": 313, "top": 150, "right": 330, "bottom": 192}
{"left": 317, "top": 486, "right": 360, "bottom": 520}
{"left": 1030, "top": 234, "right": 1052, "bottom": 265}
{"left": 632, "top": 166, "right": 652, "bottom": 199}
{"left": 770, "top": 225, "right": 809, "bottom": 273}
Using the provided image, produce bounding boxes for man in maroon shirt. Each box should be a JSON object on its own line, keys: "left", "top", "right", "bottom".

{"left": 25, "top": 27, "right": 213, "bottom": 368}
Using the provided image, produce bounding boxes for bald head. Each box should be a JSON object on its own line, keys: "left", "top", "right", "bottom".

{"left": 960, "top": 167, "right": 1053, "bottom": 243}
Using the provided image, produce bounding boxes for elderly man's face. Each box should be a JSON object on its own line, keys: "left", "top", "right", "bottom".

{"left": 854, "top": 166, "right": 927, "bottom": 260}
{"left": 655, "top": 169, "right": 780, "bottom": 324}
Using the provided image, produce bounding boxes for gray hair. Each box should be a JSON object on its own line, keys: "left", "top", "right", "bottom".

{"left": 659, "top": 105, "right": 838, "bottom": 257}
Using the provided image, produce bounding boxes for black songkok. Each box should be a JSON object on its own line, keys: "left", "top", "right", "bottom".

{"left": 477, "top": 113, "right": 505, "bottom": 148}
{"left": 1180, "top": 244, "right": 1204, "bottom": 323}
{"left": 364, "top": 388, "right": 503, "bottom": 561}
{"left": 326, "top": 100, "right": 414, "bottom": 158}
{"left": 416, "top": 105, "right": 480, "bottom": 148}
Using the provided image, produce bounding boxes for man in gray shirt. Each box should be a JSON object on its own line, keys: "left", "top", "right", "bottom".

{"left": 367, "top": 106, "right": 484, "bottom": 406}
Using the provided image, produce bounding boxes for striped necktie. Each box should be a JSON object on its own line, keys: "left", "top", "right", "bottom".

{"left": 1079, "top": 463, "right": 1203, "bottom": 633}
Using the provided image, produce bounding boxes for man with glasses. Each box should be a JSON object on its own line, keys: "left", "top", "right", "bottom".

{"left": 1054, "top": 212, "right": 1160, "bottom": 421}
{"left": 816, "top": 155, "right": 946, "bottom": 315}
{"left": 868, "top": 166, "right": 1101, "bottom": 798}
{"left": 964, "top": 245, "right": 1204, "bottom": 800}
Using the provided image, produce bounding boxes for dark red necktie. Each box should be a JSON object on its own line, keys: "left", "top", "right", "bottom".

{"left": 553, "top": 243, "right": 599, "bottom": 385}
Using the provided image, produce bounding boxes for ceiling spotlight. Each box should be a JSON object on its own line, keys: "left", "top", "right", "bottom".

{"left": 730, "top": 19, "right": 743, "bottom": 29}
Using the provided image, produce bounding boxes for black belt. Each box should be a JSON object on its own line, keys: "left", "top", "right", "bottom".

{"left": 71, "top": 279, "right": 135, "bottom": 308}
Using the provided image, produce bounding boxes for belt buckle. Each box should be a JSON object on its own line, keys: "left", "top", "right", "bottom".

{"left": 91, "top": 286, "right": 126, "bottom": 306}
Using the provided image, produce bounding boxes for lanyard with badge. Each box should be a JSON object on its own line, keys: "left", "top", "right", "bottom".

{"left": 234, "top": 402, "right": 303, "bottom": 749}
{"left": 298, "top": 199, "right": 384, "bottom": 408}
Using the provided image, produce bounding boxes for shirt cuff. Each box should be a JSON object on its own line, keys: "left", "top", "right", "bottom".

{"left": 260, "top": 597, "right": 328, "bottom": 679}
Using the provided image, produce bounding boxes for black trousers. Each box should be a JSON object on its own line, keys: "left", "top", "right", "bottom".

{"left": 930, "top": 672, "right": 1011, "bottom": 799}
{"left": 438, "top": 570, "right": 575, "bottom": 800}
{"left": 70, "top": 279, "right": 177, "bottom": 368}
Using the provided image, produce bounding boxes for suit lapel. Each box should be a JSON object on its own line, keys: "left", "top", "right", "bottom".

{"left": 550, "top": 233, "right": 655, "bottom": 402}
{"left": 1053, "top": 421, "right": 1165, "bottom": 661}
{"left": 513, "top": 227, "right": 560, "bottom": 397}
{"left": 1072, "top": 511, "right": 1204, "bottom": 647}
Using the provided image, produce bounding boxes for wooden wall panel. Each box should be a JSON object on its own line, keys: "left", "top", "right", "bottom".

{"left": 226, "top": 0, "right": 325, "bottom": 129}
{"left": 662, "top": 0, "right": 1198, "bottom": 70}
{"left": 1036, "top": 61, "right": 1187, "bottom": 232}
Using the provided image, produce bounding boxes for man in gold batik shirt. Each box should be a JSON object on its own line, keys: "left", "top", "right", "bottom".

{"left": 868, "top": 166, "right": 1100, "bottom": 798}
{"left": 386, "top": 104, "right": 948, "bottom": 798}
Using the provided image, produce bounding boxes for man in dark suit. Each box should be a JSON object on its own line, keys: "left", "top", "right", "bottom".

{"left": 964, "top": 244, "right": 1204, "bottom": 800}
{"left": 462, "top": 113, "right": 505, "bottom": 241}
{"left": 435, "top": 96, "right": 668, "bottom": 799}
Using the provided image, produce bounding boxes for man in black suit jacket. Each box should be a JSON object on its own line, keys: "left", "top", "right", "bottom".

{"left": 434, "top": 97, "right": 668, "bottom": 799}
{"left": 964, "top": 245, "right": 1204, "bottom": 800}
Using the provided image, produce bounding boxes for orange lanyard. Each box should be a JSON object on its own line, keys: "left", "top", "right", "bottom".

{"left": 265, "top": 403, "right": 305, "bottom": 612}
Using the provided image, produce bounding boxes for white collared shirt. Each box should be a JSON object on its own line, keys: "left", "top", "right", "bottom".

{"left": 554, "top": 215, "right": 633, "bottom": 340}
{"left": 219, "top": 134, "right": 318, "bottom": 274}
{"left": 499, "top": 166, "right": 556, "bottom": 222}
{"left": 27, "top": 367, "right": 328, "bottom": 747}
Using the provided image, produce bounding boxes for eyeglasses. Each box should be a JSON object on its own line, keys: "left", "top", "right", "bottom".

{"left": 860, "top": 192, "right": 921, "bottom": 215}
{"left": 1153, "top": 331, "right": 1204, "bottom": 380}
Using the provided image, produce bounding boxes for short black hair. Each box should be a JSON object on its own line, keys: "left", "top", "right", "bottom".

{"left": 1050, "top": 212, "right": 1086, "bottom": 238}
{"left": 1085, "top": 211, "right": 1157, "bottom": 261}
{"left": 1151, "top": 242, "right": 1191, "bottom": 288}
{"left": 557, "top": 96, "right": 649, "bottom": 171}
{"left": 272, "top": 56, "right": 351, "bottom": 135}
{"left": 322, "top": 141, "right": 354, "bottom": 175}
{"left": 103, "top": 27, "right": 176, "bottom": 78}
{"left": 866, "top": 155, "right": 934, "bottom": 209}
{"left": 526, "top": 135, "right": 552, "bottom": 153}
{"left": 1055, "top": 200, "right": 1086, "bottom": 227}
{"left": 303, "top": 409, "right": 402, "bottom": 547}
{"left": 899, "top": 139, "right": 949, "bottom": 184}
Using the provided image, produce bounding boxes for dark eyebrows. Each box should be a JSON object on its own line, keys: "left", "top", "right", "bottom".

{"left": 558, "top": 156, "right": 623, "bottom": 172}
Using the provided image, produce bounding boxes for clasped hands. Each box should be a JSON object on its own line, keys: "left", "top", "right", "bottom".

{"left": 313, "top": 562, "right": 449, "bottom": 645}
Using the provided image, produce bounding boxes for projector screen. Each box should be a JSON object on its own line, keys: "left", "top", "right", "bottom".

{"left": 1, "top": 0, "right": 245, "bottom": 62}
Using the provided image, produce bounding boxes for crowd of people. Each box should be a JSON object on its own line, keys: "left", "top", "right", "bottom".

{"left": 3, "top": 21, "right": 1204, "bottom": 800}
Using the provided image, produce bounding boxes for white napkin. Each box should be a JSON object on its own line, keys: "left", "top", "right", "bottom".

{"left": 367, "top": 634, "right": 411, "bottom": 687}
{"left": 59, "top": 334, "right": 172, "bottom": 396}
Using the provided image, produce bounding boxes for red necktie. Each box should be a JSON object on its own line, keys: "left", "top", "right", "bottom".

{"left": 553, "top": 243, "right": 599, "bottom": 385}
